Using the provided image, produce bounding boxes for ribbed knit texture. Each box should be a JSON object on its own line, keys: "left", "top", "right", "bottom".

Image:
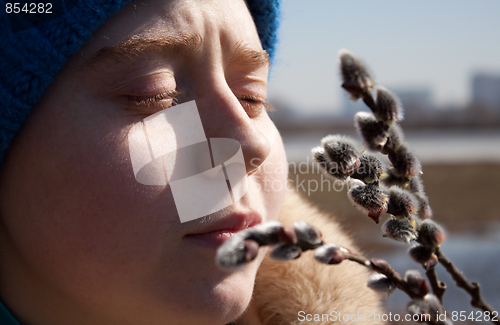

{"left": 0, "top": 0, "right": 280, "bottom": 167}
{"left": 246, "top": 0, "right": 280, "bottom": 62}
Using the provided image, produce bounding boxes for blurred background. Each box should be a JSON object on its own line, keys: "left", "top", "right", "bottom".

{"left": 266, "top": 1, "right": 500, "bottom": 323}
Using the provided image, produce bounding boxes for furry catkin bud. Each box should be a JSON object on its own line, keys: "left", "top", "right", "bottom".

{"left": 407, "top": 175, "right": 424, "bottom": 194}
{"left": 244, "top": 240, "right": 260, "bottom": 263}
{"left": 415, "top": 194, "right": 433, "bottom": 219}
{"left": 381, "top": 168, "right": 405, "bottom": 186}
{"left": 348, "top": 183, "right": 388, "bottom": 224}
{"left": 405, "top": 270, "right": 430, "bottom": 297}
{"left": 294, "top": 221, "right": 323, "bottom": 250}
{"left": 383, "top": 124, "right": 405, "bottom": 153}
{"left": 387, "top": 186, "right": 418, "bottom": 218}
{"left": 418, "top": 219, "right": 446, "bottom": 248}
{"left": 351, "top": 154, "right": 385, "bottom": 183}
{"left": 408, "top": 297, "right": 448, "bottom": 324}
{"left": 367, "top": 273, "right": 397, "bottom": 294}
{"left": 216, "top": 237, "right": 256, "bottom": 270}
{"left": 370, "top": 258, "right": 393, "bottom": 273}
{"left": 347, "top": 178, "right": 365, "bottom": 190}
{"left": 270, "top": 244, "right": 302, "bottom": 261}
{"left": 407, "top": 299, "right": 429, "bottom": 319}
{"left": 387, "top": 145, "right": 421, "bottom": 178}
{"left": 425, "top": 294, "right": 445, "bottom": 321}
{"left": 373, "top": 86, "right": 403, "bottom": 122}
{"left": 241, "top": 221, "right": 284, "bottom": 246}
{"left": 354, "top": 112, "right": 389, "bottom": 151}
{"left": 314, "top": 244, "right": 345, "bottom": 265}
{"left": 382, "top": 168, "right": 424, "bottom": 195}
{"left": 312, "top": 146, "right": 348, "bottom": 180}
{"left": 321, "top": 135, "right": 361, "bottom": 175}
{"left": 408, "top": 244, "right": 435, "bottom": 265}
{"left": 312, "top": 146, "right": 329, "bottom": 170}
{"left": 382, "top": 216, "right": 417, "bottom": 243}
{"left": 404, "top": 269, "right": 423, "bottom": 281}
{"left": 339, "top": 49, "right": 374, "bottom": 100}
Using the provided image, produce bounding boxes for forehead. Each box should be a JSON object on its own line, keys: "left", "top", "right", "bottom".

{"left": 74, "top": 0, "right": 262, "bottom": 66}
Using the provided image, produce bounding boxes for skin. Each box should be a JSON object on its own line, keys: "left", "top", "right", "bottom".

{"left": 0, "top": 0, "right": 288, "bottom": 324}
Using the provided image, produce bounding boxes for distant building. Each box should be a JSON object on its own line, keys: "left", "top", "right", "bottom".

{"left": 471, "top": 73, "right": 500, "bottom": 109}
{"left": 392, "top": 87, "right": 434, "bottom": 112}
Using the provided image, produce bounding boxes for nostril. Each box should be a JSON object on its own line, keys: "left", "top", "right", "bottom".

{"left": 247, "top": 165, "right": 263, "bottom": 177}
{"left": 247, "top": 155, "right": 269, "bottom": 175}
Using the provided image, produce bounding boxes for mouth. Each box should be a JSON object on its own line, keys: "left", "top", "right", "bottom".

{"left": 183, "top": 211, "right": 262, "bottom": 248}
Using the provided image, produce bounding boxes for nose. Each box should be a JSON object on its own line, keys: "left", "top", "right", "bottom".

{"left": 196, "top": 85, "right": 272, "bottom": 175}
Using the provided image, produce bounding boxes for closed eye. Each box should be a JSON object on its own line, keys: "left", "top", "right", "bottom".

{"left": 238, "top": 94, "right": 275, "bottom": 117}
{"left": 127, "top": 89, "right": 180, "bottom": 107}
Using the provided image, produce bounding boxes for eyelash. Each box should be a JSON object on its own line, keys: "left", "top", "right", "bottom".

{"left": 238, "top": 94, "right": 275, "bottom": 112}
{"left": 125, "top": 90, "right": 274, "bottom": 114}
{"left": 127, "top": 90, "right": 180, "bottom": 106}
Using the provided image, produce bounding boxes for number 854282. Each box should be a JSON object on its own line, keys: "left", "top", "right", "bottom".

{"left": 6, "top": 3, "right": 53, "bottom": 14}
{"left": 451, "top": 311, "right": 498, "bottom": 322}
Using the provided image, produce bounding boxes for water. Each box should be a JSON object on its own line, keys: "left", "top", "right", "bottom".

{"left": 282, "top": 128, "right": 500, "bottom": 163}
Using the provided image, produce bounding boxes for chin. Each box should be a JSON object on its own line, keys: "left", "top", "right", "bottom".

{"left": 136, "top": 265, "right": 257, "bottom": 325}
{"left": 193, "top": 256, "right": 259, "bottom": 324}
{"left": 157, "top": 231, "right": 267, "bottom": 324}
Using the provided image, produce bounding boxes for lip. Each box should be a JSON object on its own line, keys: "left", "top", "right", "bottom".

{"left": 183, "top": 211, "right": 262, "bottom": 248}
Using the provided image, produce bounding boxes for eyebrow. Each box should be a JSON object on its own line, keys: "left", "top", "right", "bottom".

{"left": 229, "top": 41, "right": 270, "bottom": 68}
{"left": 83, "top": 33, "right": 203, "bottom": 67}
{"left": 83, "top": 33, "right": 270, "bottom": 69}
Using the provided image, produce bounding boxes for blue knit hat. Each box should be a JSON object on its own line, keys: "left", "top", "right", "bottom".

{"left": 0, "top": 0, "right": 280, "bottom": 167}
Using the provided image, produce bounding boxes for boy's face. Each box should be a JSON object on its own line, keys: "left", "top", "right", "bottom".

{"left": 0, "top": 0, "right": 287, "bottom": 324}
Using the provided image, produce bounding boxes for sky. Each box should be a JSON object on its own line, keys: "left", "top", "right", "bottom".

{"left": 267, "top": 0, "right": 500, "bottom": 116}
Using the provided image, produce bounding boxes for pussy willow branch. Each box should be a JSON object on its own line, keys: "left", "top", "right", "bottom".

{"left": 344, "top": 253, "right": 421, "bottom": 300}
{"left": 354, "top": 88, "right": 451, "bottom": 306}
{"left": 333, "top": 256, "right": 448, "bottom": 325}
{"left": 216, "top": 220, "right": 447, "bottom": 325}
{"left": 435, "top": 248, "right": 498, "bottom": 320}
{"left": 344, "top": 253, "right": 446, "bottom": 325}
{"left": 298, "top": 245, "right": 441, "bottom": 325}
{"left": 339, "top": 49, "right": 497, "bottom": 320}
{"left": 362, "top": 84, "right": 498, "bottom": 321}
{"left": 425, "top": 267, "right": 446, "bottom": 305}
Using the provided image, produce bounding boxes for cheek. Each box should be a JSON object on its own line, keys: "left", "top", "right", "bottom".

{"left": 0, "top": 98, "right": 180, "bottom": 281}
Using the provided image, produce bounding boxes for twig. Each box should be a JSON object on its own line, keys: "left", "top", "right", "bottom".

{"left": 436, "top": 248, "right": 499, "bottom": 321}
{"left": 348, "top": 254, "right": 442, "bottom": 325}
{"left": 335, "top": 49, "right": 499, "bottom": 323}
{"left": 362, "top": 93, "right": 377, "bottom": 112}
{"left": 426, "top": 267, "right": 446, "bottom": 304}
{"left": 322, "top": 250, "right": 442, "bottom": 324}
{"left": 345, "top": 253, "right": 420, "bottom": 299}
{"left": 216, "top": 221, "right": 447, "bottom": 325}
